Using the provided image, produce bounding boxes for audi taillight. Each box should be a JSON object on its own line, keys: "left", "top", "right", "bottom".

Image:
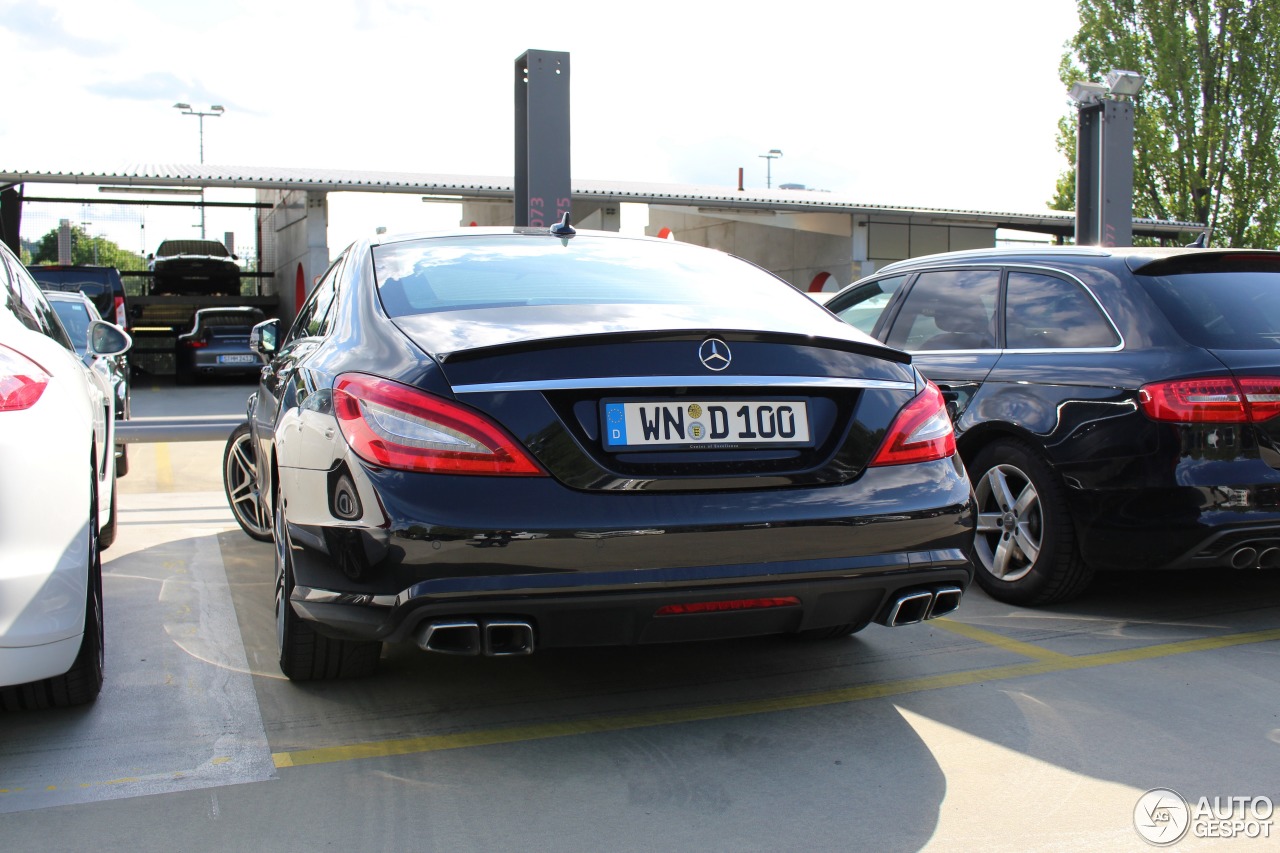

{"left": 0, "top": 344, "right": 51, "bottom": 411}
{"left": 870, "top": 381, "right": 957, "bottom": 466}
{"left": 333, "top": 373, "right": 544, "bottom": 476}
{"left": 1139, "top": 377, "right": 1280, "bottom": 423}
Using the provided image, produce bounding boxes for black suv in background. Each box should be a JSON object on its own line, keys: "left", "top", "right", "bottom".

{"left": 149, "top": 239, "right": 240, "bottom": 296}
{"left": 826, "top": 247, "right": 1280, "bottom": 605}
{"left": 26, "top": 264, "right": 131, "bottom": 332}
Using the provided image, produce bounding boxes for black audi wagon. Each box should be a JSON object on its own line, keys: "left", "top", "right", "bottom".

{"left": 246, "top": 226, "right": 975, "bottom": 681}
{"left": 826, "top": 246, "right": 1280, "bottom": 605}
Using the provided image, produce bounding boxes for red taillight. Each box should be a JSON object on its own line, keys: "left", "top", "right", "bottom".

{"left": 113, "top": 296, "right": 127, "bottom": 328}
{"left": 654, "top": 597, "right": 801, "bottom": 616}
{"left": 333, "top": 373, "right": 545, "bottom": 476}
{"left": 183, "top": 339, "right": 209, "bottom": 349}
{"left": 1139, "top": 376, "right": 1280, "bottom": 423}
{"left": 0, "top": 345, "right": 51, "bottom": 411}
{"left": 870, "top": 381, "right": 957, "bottom": 467}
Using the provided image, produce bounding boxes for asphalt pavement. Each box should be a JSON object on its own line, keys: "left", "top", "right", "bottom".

{"left": 2, "top": 379, "right": 1279, "bottom": 851}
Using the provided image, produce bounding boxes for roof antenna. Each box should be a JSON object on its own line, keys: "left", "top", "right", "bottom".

{"left": 1185, "top": 231, "right": 1209, "bottom": 248}
{"left": 549, "top": 212, "right": 576, "bottom": 238}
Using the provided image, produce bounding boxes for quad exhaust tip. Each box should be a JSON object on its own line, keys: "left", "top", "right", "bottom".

{"left": 416, "top": 619, "right": 535, "bottom": 656}
{"left": 1226, "top": 545, "right": 1280, "bottom": 570}
{"left": 883, "top": 586, "right": 965, "bottom": 627}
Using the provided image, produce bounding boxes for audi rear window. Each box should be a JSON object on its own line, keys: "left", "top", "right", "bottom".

{"left": 1138, "top": 272, "right": 1280, "bottom": 349}
{"left": 372, "top": 235, "right": 815, "bottom": 317}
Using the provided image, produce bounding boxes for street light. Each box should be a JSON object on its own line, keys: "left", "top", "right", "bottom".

{"left": 1068, "top": 69, "right": 1145, "bottom": 247}
{"left": 173, "top": 102, "right": 225, "bottom": 237}
{"left": 759, "top": 148, "right": 783, "bottom": 189}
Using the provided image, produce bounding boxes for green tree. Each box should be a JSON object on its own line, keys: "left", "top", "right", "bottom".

{"left": 30, "top": 225, "right": 148, "bottom": 270}
{"left": 1052, "top": 0, "right": 1280, "bottom": 248}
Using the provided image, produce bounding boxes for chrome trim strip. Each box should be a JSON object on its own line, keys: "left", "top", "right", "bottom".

{"left": 451, "top": 375, "right": 916, "bottom": 394}
{"left": 295, "top": 586, "right": 398, "bottom": 608}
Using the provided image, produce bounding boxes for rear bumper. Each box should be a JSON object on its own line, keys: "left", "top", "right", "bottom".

{"left": 278, "top": 454, "right": 976, "bottom": 647}
{"left": 294, "top": 562, "right": 973, "bottom": 647}
{"left": 1067, "top": 455, "right": 1280, "bottom": 570}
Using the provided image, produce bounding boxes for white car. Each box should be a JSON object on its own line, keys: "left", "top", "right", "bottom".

{"left": 44, "top": 289, "right": 133, "bottom": 477}
{"left": 0, "top": 243, "right": 131, "bottom": 709}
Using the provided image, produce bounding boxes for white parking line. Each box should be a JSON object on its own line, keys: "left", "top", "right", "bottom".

{"left": 0, "top": 492, "right": 275, "bottom": 813}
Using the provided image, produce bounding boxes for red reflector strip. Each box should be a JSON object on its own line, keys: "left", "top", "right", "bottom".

{"left": 654, "top": 596, "right": 801, "bottom": 616}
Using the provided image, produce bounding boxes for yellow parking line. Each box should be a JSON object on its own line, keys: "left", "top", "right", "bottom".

{"left": 154, "top": 442, "right": 172, "bottom": 492}
{"left": 931, "top": 618, "right": 1073, "bottom": 663}
{"left": 270, "top": 625, "right": 1280, "bottom": 770}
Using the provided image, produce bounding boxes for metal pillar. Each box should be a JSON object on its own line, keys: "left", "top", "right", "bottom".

{"left": 0, "top": 184, "right": 21, "bottom": 255}
{"left": 1075, "top": 98, "right": 1135, "bottom": 247}
{"left": 514, "top": 50, "right": 571, "bottom": 228}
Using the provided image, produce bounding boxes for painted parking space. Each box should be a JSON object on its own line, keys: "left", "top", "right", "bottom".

{"left": 2, "top": 422, "right": 1279, "bottom": 850}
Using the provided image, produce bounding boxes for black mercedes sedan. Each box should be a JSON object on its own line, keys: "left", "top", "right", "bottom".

{"left": 826, "top": 246, "right": 1280, "bottom": 606}
{"left": 248, "top": 227, "right": 974, "bottom": 680}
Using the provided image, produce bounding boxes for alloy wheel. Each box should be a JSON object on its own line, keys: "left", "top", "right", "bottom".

{"left": 974, "top": 463, "right": 1043, "bottom": 583}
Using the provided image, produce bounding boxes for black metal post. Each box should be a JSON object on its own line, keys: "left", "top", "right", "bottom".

{"left": 514, "top": 50, "right": 571, "bottom": 228}
{"left": 0, "top": 184, "right": 21, "bottom": 255}
{"left": 1075, "top": 98, "right": 1135, "bottom": 247}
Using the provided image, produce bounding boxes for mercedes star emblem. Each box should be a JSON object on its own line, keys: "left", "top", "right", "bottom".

{"left": 699, "top": 338, "right": 732, "bottom": 371}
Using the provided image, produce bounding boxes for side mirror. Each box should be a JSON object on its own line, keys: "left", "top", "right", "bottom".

{"left": 88, "top": 320, "right": 131, "bottom": 358}
{"left": 250, "top": 318, "right": 280, "bottom": 359}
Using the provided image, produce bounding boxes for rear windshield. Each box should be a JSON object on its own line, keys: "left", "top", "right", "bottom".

{"left": 27, "top": 268, "right": 115, "bottom": 315}
{"left": 372, "top": 234, "right": 808, "bottom": 316}
{"left": 156, "top": 240, "right": 231, "bottom": 258}
{"left": 28, "top": 268, "right": 111, "bottom": 293}
{"left": 1138, "top": 272, "right": 1280, "bottom": 349}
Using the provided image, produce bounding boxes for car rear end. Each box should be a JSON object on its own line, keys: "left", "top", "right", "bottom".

{"left": 151, "top": 240, "right": 240, "bottom": 296}
{"left": 275, "top": 233, "right": 975, "bottom": 653}
{"left": 26, "top": 265, "right": 130, "bottom": 332}
{"left": 178, "top": 308, "right": 264, "bottom": 379}
{"left": 1083, "top": 250, "right": 1280, "bottom": 571}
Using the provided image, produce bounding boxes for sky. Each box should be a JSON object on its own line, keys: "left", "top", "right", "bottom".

{"left": 0, "top": 0, "right": 1083, "bottom": 254}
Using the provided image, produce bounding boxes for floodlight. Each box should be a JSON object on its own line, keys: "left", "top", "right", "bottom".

{"left": 173, "top": 102, "right": 191, "bottom": 110}
{"left": 1068, "top": 81, "right": 1109, "bottom": 107}
{"left": 1105, "top": 69, "right": 1145, "bottom": 97}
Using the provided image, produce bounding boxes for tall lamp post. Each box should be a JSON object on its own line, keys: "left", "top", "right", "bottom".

{"left": 759, "top": 148, "right": 783, "bottom": 189}
{"left": 1068, "top": 70, "right": 1143, "bottom": 247}
{"left": 173, "top": 102, "right": 224, "bottom": 237}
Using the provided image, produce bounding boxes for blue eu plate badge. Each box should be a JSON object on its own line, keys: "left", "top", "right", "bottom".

{"left": 605, "top": 403, "right": 627, "bottom": 446}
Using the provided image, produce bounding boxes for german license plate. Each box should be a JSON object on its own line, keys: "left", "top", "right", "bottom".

{"left": 218, "top": 354, "right": 257, "bottom": 364}
{"left": 602, "top": 399, "right": 811, "bottom": 450}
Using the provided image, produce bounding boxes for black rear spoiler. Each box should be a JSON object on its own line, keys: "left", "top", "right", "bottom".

{"left": 437, "top": 328, "right": 911, "bottom": 366}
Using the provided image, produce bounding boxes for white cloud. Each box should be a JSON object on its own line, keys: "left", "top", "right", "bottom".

{"left": 1, "top": 0, "right": 1081, "bottom": 249}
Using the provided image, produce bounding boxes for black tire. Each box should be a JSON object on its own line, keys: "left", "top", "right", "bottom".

{"left": 969, "top": 438, "right": 1094, "bottom": 605}
{"left": 223, "top": 423, "right": 272, "bottom": 541}
{"left": 115, "top": 444, "right": 129, "bottom": 478}
{"left": 1, "top": 465, "right": 105, "bottom": 711}
{"left": 274, "top": 485, "right": 380, "bottom": 681}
